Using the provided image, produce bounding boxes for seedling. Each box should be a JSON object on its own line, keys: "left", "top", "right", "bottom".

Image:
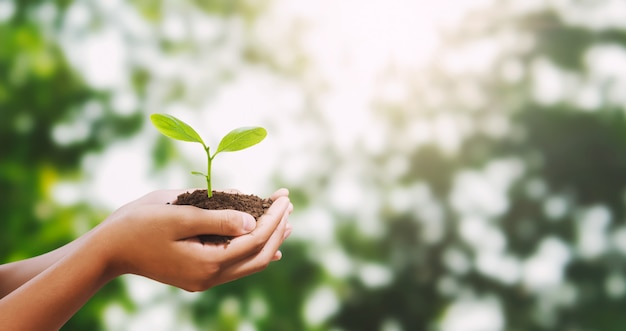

{"left": 150, "top": 113, "right": 267, "bottom": 198}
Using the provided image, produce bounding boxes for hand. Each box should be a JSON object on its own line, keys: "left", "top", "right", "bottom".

{"left": 94, "top": 188, "right": 293, "bottom": 291}
{"left": 0, "top": 188, "right": 293, "bottom": 330}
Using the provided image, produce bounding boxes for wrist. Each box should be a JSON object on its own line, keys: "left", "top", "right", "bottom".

{"left": 82, "top": 225, "right": 126, "bottom": 282}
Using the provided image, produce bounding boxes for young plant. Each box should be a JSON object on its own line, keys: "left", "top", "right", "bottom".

{"left": 150, "top": 113, "right": 267, "bottom": 198}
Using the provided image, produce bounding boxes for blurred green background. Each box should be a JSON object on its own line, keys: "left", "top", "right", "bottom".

{"left": 3, "top": 0, "right": 626, "bottom": 330}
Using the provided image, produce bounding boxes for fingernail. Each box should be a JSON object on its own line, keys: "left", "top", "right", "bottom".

{"left": 244, "top": 216, "right": 256, "bottom": 231}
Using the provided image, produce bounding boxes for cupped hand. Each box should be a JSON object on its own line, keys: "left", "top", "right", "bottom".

{"left": 93, "top": 188, "right": 293, "bottom": 291}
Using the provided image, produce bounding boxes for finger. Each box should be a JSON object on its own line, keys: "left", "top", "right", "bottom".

{"left": 149, "top": 205, "right": 257, "bottom": 239}
{"left": 284, "top": 222, "right": 293, "bottom": 239}
{"left": 270, "top": 188, "right": 289, "bottom": 201}
{"left": 220, "top": 197, "right": 290, "bottom": 261}
{"left": 214, "top": 205, "right": 290, "bottom": 281}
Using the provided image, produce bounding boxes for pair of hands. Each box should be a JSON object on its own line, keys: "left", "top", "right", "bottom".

{"left": 0, "top": 188, "right": 293, "bottom": 330}
{"left": 97, "top": 188, "right": 293, "bottom": 291}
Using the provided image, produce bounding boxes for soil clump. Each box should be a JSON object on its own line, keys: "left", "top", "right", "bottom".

{"left": 173, "top": 190, "right": 272, "bottom": 245}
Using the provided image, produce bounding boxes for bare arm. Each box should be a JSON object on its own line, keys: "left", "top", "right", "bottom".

{"left": 0, "top": 189, "right": 292, "bottom": 330}
{"left": 0, "top": 238, "right": 85, "bottom": 298}
{"left": 0, "top": 231, "right": 112, "bottom": 331}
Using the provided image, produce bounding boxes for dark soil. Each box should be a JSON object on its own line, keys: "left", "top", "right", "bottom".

{"left": 173, "top": 190, "right": 272, "bottom": 245}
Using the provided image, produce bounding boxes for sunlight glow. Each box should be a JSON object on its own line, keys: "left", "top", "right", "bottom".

{"left": 0, "top": 0, "right": 14, "bottom": 22}
{"left": 451, "top": 158, "right": 525, "bottom": 218}
{"left": 522, "top": 237, "right": 571, "bottom": 292}
{"left": 358, "top": 263, "right": 393, "bottom": 288}
{"left": 303, "top": 286, "right": 339, "bottom": 326}
{"left": 440, "top": 296, "right": 504, "bottom": 331}
{"left": 50, "top": 0, "right": 517, "bottom": 330}
{"left": 271, "top": 0, "right": 497, "bottom": 157}
{"left": 576, "top": 205, "right": 611, "bottom": 259}
{"left": 70, "top": 28, "right": 128, "bottom": 89}
{"left": 291, "top": 0, "right": 492, "bottom": 74}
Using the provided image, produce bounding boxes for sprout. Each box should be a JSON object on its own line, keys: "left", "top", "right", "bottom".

{"left": 150, "top": 113, "right": 267, "bottom": 198}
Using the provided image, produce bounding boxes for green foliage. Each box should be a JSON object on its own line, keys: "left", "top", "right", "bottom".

{"left": 150, "top": 113, "right": 267, "bottom": 197}
{"left": 4, "top": 0, "right": 626, "bottom": 330}
{"left": 216, "top": 127, "right": 268, "bottom": 153}
{"left": 149, "top": 113, "right": 206, "bottom": 144}
{"left": 0, "top": 1, "right": 142, "bottom": 330}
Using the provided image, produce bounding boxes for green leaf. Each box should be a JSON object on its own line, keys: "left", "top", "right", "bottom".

{"left": 216, "top": 127, "right": 267, "bottom": 154}
{"left": 191, "top": 171, "right": 206, "bottom": 177}
{"left": 150, "top": 113, "right": 205, "bottom": 145}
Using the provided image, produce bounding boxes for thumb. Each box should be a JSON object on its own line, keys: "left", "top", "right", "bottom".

{"left": 153, "top": 205, "right": 257, "bottom": 239}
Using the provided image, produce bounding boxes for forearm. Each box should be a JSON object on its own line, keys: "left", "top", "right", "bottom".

{"left": 0, "top": 232, "right": 114, "bottom": 330}
{"left": 0, "top": 188, "right": 292, "bottom": 330}
{"left": 0, "top": 236, "right": 87, "bottom": 298}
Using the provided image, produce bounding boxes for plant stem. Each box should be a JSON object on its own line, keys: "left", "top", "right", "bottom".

{"left": 206, "top": 146, "right": 213, "bottom": 198}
